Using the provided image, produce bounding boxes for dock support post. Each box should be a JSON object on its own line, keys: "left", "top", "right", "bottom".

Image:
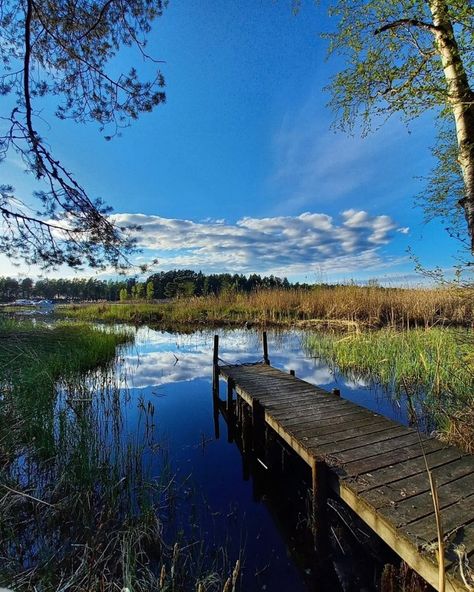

{"left": 262, "top": 331, "right": 270, "bottom": 365}
{"left": 252, "top": 398, "right": 266, "bottom": 459}
{"left": 212, "top": 335, "right": 219, "bottom": 401}
{"left": 226, "top": 379, "right": 235, "bottom": 443}
{"left": 236, "top": 395, "right": 242, "bottom": 425}
{"left": 241, "top": 403, "right": 251, "bottom": 480}
{"left": 226, "top": 379, "right": 234, "bottom": 414}
{"left": 213, "top": 398, "right": 220, "bottom": 440}
{"left": 311, "top": 458, "right": 329, "bottom": 554}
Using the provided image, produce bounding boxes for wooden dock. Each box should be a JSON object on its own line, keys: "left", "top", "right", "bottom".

{"left": 212, "top": 334, "right": 474, "bottom": 592}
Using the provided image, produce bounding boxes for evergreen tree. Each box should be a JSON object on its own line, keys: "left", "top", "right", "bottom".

{"left": 0, "top": 0, "right": 166, "bottom": 269}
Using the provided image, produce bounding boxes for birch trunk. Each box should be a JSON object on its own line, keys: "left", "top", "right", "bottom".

{"left": 428, "top": 0, "right": 474, "bottom": 254}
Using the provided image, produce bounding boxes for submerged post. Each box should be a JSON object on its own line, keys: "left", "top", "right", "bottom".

{"left": 213, "top": 400, "right": 220, "bottom": 440}
{"left": 227, "top": 378, "right": 234, "bottom": 414}
{"left": 212, "top": 335, "right": 219, "bottom": 400}
{"left": 311, "top": 458, "right": 329, "bottom": 554}
{"left": 226, "top": 378, "right": 235, "bottom": 443}
{"left": 262, "top": 331, "right": 270, "bottom": 365}
{"left": 252, "top": 398, "right": 266, "bottom": 458}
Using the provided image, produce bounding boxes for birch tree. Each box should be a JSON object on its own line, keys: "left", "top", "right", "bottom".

{"left": 325, "top": 0, "right": 474, "bottom": 255}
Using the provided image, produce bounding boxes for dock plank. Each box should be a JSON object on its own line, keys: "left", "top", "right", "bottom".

{"left": 349, "top": 447, "right": 465, "bottom": 492}
{"left": 362, "top": 456, "right": 474, "bottom": 507}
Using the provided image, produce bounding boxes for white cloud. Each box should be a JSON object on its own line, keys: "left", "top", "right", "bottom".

{"left": 112, "top": 209, "right": 405, "bottom": 276}
{"left": 0, "top": 209, "right": 407, "bottom": 281}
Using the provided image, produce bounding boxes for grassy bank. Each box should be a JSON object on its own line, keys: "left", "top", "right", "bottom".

{"left": 0, "top": 320, "right": 236, "bottom": 591}
{"left": 0, "top": 319, "right": 132, "bottom": 455}
{"left": 305, "top": 328, "right": 474, "bottom": 449}
{"left": 59, "top": 285, "right": 474, "bottom": 328}
{"left": 0, "top": 318, "right": 131, "bottom": 379}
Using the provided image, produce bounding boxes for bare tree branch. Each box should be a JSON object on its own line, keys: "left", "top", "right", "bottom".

{"left": 374, "top": 19, "right": 442, "bottom": 36}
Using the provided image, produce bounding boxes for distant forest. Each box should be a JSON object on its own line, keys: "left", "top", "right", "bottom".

{"left": 0, "top": 270, "right": 301, "bottom": 302}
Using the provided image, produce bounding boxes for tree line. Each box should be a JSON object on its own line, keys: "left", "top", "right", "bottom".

{"left": 0, "top": 270, "right": 294, "bottom": 302}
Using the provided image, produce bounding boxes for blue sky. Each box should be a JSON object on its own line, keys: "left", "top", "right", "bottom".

{"left": 0, "top": 0, "right": 464, "bottom": 284}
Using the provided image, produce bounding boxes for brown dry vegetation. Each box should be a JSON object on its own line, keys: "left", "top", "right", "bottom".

{"left": 62, "top": 285, "right": 474, "bottom": 328}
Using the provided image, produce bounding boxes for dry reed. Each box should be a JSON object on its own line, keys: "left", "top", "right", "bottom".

{"left": 62, "top": 285, "right": 474, "bottom": 328}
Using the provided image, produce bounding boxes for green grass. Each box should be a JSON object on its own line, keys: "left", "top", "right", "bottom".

{"left": 0, "top": 317, "right": 131, "bottom": 377}
{"left": 305, "top": 328, "right": 474, "bottom": 445}
{"left": 306, "top": 328, "right": 473, "bottom": 397}
{"left": 0, "top": 319, "right": 237, "bottom": 591}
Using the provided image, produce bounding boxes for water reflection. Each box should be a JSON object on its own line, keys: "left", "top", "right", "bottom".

{"left": 122, "top": 327, "right": 409, "bottom": 425}
{"left": 110, "top": 327, "right": 414, "bottom": 591}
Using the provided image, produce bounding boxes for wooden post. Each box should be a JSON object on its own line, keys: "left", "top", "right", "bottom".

{"left": 290, "top": 369, "right": 295, "bottom": 376}
{"left": 332, "top": 388, "right": 341, "bottom": 397}
{"left": 237, "top": 396, "right": 243, "bottom": 425}
{"left": 262, "top": 331, "right": 270, "bottom": 365}
{"left": 252, "top": 398, "right": 266, "bottom": 458}
{"left": 226, "top": 379, "right": 234, "bottom": 414}
{"left": 226, "top": 379, "right": 235, "bottom": 443}
{"left": 213, "top": 399, "right": 220, "bottom": 440}
{"left": 241, "top": 403, "right": 251, "bottom": 453}
{"left": 312, "top": 458, "right": 329, "bottom": 554}
{"left": 241, "top": 403, "right": 251, "bottom": 480}
{"left": 212, "top": 335, "right": 219, "bottom": 400}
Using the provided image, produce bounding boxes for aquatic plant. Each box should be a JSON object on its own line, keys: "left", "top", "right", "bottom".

{"left": 305, "top": 328, "right": 474, "bottom": 449}
{"left": 0, "top": 320, "right": 237, "bottom": 591}
{"left": 306, "top": 328, "right": 473, "bottom": 398}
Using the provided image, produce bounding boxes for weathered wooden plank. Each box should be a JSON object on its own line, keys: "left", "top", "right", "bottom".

{"left": 295, "top": 414, "right": 389, "bottom": 439}
{"left": 276, "top": 410, "right": 365, "bottom": 432}
{"left": 265, "top": 397, "right": 347, "bottom": 416}
{"left": 404, "top": 492, "right": 474, "bottom": 546}
{"left": 371, "top": 472, "right": 474, "bottom": 528}
{"left": 245, "top": 389, "right": 320, "bottom": 405}
{"left": 272, "top": 400, "right": 355, "bottom": 423}
{"left": 283, "top": 411, "right": 385, "bottom": 440}
{"left": 336, "top": 479, "right": 460, "bottom": 592}
{"left": 254, "top": 391, "right": 320, "bottom": 407}
{"left": 349, "top": 447, "right": 465, "bottom": 493}
{"left": 226, "top": 380, "right": 311, "bottom": 394}
{"left": 314, "top": 428, "right": 417, "bottom": 459}
{"left": 445, "top": 522, "right": 474, "bottom": 571}
{"left": 263, "top": 390, "right": 337, "bottom": 405}
{"left": 292, "top": 417, "right": 394, "bottom": 445}
{"left": 361, "top": 456, "right": 474, "bottom": 509}
{"left": 339, "top": 438, "right": 447, "bottom": 477}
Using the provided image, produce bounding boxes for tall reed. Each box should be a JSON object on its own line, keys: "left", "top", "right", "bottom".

{"left": 60, "top": 285, "right": 474, "bottom": 328}
{"left": 0, "top": 320, "right": 237, "bottom": 591}
{"left": 305, "top": 328, "right": 474, "bottom": 448}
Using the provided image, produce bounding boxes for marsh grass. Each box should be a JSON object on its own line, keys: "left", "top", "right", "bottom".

{"left": 305, "top": 328, "right": 474, "bottom": 447}
{"left": 60, "top": 285, "right": 473, "bottom": 329}
{"left": 0, "top": 320, "right": 236, "bottom": 591}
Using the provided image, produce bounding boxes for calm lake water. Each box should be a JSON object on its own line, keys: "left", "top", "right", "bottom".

{"left": 105, "top": 326, "right": 412, "bottom": 591}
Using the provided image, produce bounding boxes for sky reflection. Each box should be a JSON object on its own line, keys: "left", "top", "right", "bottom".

{"left": 120, "top": 327, "right": 408, "bottom": 425}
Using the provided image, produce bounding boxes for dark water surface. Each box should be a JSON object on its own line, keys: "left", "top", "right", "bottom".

{"left": 112, "top": 327, "right": 410, "bottom": 591}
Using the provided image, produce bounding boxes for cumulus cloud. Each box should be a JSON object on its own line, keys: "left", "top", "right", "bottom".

{"left": 113, "top": 209, "right": 404, "bottom": 275}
